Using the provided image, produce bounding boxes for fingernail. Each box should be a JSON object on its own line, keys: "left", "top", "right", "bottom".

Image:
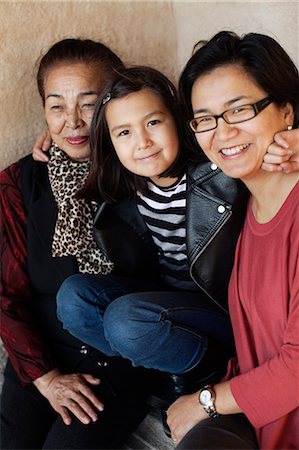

{"left": 98, "top": 404, "right": 104, "bottom": 411}
{"left": 92, "top": 415, "right": 98, "bottom": 422}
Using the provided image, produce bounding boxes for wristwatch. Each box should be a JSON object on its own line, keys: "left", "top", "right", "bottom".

{"left": 198, "top": 385, "right": 219, "bottom": 419}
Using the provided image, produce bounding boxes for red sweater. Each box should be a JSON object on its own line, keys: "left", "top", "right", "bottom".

{"left": 228, "top": 181, "right": 299, "bottom": 449}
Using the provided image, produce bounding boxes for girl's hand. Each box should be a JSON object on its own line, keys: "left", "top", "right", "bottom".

{"left": 33, "top": 368, "right": 104, "bottom": 425}
{"left": 262, "top": 129, "right": 299, "bottom": 174}
{"left": 32, "top": 129, "right": 52, "bottom": 162}
{"left": 166, "top": 392, "right": 207, "bottom": 445}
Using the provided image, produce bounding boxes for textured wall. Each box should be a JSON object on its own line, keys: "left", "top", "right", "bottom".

{"left": 1, "top": 0, "right": 298, "bottom": 171}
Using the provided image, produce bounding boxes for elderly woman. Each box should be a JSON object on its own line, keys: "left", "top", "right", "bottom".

{"left": 0, "top": 38, "right": 149, "bottom": 450}
{"left": 167, "top": 31, "right": 299, "bottom": 450}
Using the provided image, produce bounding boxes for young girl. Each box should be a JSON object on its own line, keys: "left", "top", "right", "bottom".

{"left": 167, "top": 31, "right": 299, "bottom": 449}
{"left": 56, "top": 66, "right": 248, "bottom": 411}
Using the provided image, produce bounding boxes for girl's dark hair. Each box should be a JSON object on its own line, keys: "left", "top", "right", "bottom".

{"left": 83, "top": 65, "right": 202, "bottom": 203}
{"left": 179, "top": 31, "right": 299, "bottom": 128}
{"left": 37, "top": 38, "right": 124, "bottom": 104}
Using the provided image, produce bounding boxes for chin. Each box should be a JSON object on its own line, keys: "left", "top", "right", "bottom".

{"left": 64, "top": 148, "right": 91, "bottom": 161}
{"left": 219, "top": 167, "right": 246, "bottom": 180}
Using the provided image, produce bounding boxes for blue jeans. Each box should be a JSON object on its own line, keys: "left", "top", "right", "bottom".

{"left": 57, "top": 274, "right": 234, "bottom": 373}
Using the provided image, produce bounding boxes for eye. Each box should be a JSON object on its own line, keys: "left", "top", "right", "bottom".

{"left": 147, "top": 119, "right": 160, "bottom": 127}
{"left": 199, "top": 116, "right": 213, "bottom": 123}
{"left": 118, "top": 129, "right": 130, "bottom": 137}
{"left": 81, "top": 103, "right": 96, "bottom": 110}
{"left": 231, "top": 106, "right": 248, "bottom": 115}
{"left": 194, "top": 116, "right": 213, "bottom": 127}
{"left": 50, "top": 105, "right": 63, "bottom": 111}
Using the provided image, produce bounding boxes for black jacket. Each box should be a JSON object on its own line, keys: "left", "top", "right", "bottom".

{"left": 93, "top": 160, "right": 249, "bottom": 313}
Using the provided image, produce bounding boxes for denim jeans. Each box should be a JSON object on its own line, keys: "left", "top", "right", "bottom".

{"left": 57, "top": 274, "right": 234, "bottom": 374}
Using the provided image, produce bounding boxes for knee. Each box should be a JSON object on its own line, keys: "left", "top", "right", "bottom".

{"left": 103, "top": 296, "right": 143, "bottom": 354}
{"left": 56, "top": 274, "right": 90, "bottom": 327}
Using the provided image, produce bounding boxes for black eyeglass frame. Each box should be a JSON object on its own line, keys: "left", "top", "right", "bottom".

{"left": 189, "top": 96, "right": 273, "bottom": 133}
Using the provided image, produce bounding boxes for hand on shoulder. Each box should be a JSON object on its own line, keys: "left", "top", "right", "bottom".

{"left": 263, "top": 129, "right": 299, "bottom": 174}
{"left": 32, "top": 128, "right": 52, "bottom": 162}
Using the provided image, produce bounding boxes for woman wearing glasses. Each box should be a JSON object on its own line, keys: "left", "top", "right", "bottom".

{"left": 166, "top": 31, "right": 299, "bottom": 449}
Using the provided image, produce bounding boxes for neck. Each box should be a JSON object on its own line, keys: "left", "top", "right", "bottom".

{"left": 149, "top": 175, "right": 179, "bottom": 187}
{"left": 243, "top": 170, "right": 299, "bottom": 223}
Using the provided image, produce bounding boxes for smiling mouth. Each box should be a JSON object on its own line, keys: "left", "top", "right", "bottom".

{"left": 220, "top": 143, "right": 250, "bottom": 156}
{"left": 66, "top": 136, "right": 89, "bottom": 145}
{"left": 137, "top": 151, "right": 160, "bottom": 161}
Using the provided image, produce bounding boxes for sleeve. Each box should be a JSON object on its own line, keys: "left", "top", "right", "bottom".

{"left": 229, "top": 244, "right": 299, "bottom": 429}
{"left": 0, "top": 162, "right": 56, "bottom": 384}
{"left": 221, "top": 357, "right": 240, "bottom": 381}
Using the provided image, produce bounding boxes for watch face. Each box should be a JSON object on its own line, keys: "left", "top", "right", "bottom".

{"left": 200, "top": 389, "right": 212, "bottom": 405}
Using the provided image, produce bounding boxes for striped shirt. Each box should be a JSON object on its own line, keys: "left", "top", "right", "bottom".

{"left": 137, "top": 174, "right": 198, "bottom": 290}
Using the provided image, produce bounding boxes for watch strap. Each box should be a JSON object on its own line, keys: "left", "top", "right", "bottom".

{"left": 199, "top": 385, "right": 220, "bottom": 419}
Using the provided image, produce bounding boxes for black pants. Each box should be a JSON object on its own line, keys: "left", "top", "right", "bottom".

{"left": 1, "top": 360, "right": 150, "bottom": 450}
{"left": 177, "top": 414, "right": 258, "bottom": 450}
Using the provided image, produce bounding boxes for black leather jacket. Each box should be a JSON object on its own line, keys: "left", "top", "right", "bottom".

{"left": 93, "top": 160, "right": 248, "bottom": 313}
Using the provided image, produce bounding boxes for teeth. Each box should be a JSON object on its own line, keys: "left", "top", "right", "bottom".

{"left": 221, "top": 144, "right": 249, "bottom": 156}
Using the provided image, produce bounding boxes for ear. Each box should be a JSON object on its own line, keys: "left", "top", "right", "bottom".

{"left": 283, "top": 102, "right": 294, "bottom": 127}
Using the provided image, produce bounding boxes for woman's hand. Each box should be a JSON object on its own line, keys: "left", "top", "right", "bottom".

{"left": 166, "top": 392, "right": 207, "bottom": 445}
{"left": 33, "top": 368, "right": 104, "bottom": 425}
{"left": 166, "top": 381, "right": 241, "bottom": 446}
{"left": 32, "top": 128, "right": 52, "bottom": 162}
{"left": 263, "top": 129, "right": 299, "bottom": 174}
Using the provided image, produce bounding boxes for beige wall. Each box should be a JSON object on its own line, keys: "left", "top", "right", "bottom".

{"left": 173, "top": 1, "right": 298, "bottom": 77}
{"left": 1, "top": 0, "right": 298, "bottom": 171}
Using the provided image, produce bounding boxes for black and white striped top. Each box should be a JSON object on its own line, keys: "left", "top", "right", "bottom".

{"left": 137, "top": 174, "right": 198, "bottom": 290}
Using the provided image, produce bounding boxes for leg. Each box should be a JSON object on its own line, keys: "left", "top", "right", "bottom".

{"left": 57, "top": 273, "right": 163, "bottom": 356}
{"left": 0, "top": 363, "right": 56, "bottom": 449}
{"left": 42, "top": 390, "right": 150, "bottom": 449}
{"left": 1, "top": 360, "right": 150, "bottom": 450}
{"left": 177, "top": 414, "right": 258, "bottom": 450}
{"left": 103, "top": 290, "right": 233, "bottom": 372}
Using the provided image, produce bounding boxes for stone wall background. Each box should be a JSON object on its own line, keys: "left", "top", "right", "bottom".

{"left": 0, "top": 0, "right": 298, "bottom": 171}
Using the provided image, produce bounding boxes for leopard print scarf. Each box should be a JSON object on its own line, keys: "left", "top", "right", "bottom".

{"left": 48, "top": 144, "right": 113, "bottom": 274}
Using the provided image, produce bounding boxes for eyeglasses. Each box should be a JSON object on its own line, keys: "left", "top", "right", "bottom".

{"left": 189, "top": 96, "right": 273, "bottom": 133}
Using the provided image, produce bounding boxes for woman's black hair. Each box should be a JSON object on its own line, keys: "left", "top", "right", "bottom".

{"left": 37, "top": 38, "right": 124, "bottom": 104}
{"left": 179, "top": 31, "right": 299, "bottom": 128}
{"left": 82, "top": 65, "right": 202, "bottom": 203}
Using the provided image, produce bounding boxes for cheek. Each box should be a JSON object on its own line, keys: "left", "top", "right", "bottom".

{"left": 113, "top": 143, "right": 131, "bottom": 168}
{"left": 46, "top": 114, "right": 64, "bottom": 133}
{"left": 195, "top": 135, "right": 210, "bottom": 154}
{"left": 82, "top": 111, "right": 94, "bottom": 127}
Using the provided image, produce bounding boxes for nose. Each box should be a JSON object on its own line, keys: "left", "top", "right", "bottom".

{"left": 136, "top": 129, "right": 152, "bottom": 150}
{"left": 65, "top": 108, "right": 84, "bottom": 129}
{"left": 215, "top": 117, "right": 238, "bottom": 140}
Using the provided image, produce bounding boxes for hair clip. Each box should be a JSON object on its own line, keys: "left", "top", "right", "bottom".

{"left": 102, "top": 92, "right": 111, "bottom": 105}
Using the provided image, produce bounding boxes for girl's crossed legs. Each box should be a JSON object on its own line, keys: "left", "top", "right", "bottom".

{"left": 57, "top": 274, "right": 234, "bottom": 374}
